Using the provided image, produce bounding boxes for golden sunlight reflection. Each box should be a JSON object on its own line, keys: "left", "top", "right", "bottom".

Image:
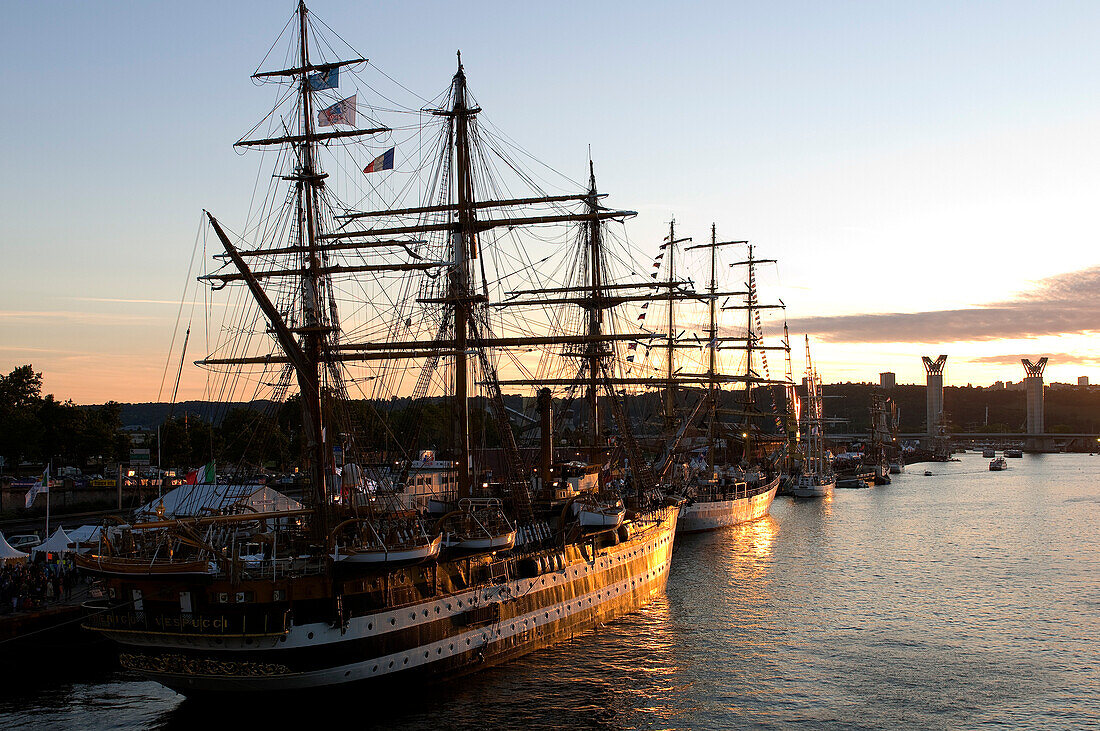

{"left": 732, "top": 515, "right": 779, "bottom": 563}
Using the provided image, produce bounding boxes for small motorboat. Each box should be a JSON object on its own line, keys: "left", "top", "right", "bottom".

{"left": 989, "top": 457, "right": 1008, "bottom": 471}
{"left": 836, "top": 473, "right": 872, "bottom": 489}
{"left": 923, "top": 470, "right": 933, "bottom": 476}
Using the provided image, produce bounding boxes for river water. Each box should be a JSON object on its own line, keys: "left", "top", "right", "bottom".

{"left": 2, "top": 452, "right": 1097, "bottom": 729}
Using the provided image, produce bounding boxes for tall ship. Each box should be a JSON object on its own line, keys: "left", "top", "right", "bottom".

{"left": 789, "top": 337, "right": 836, "bottom": 498}
{"left": 79, "top": 2, "right": 679, "bottom": 694}
{"left": 633, "top": 225, "right": 787, "bottom": 533}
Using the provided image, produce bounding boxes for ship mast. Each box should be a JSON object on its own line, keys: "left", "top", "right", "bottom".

{"left": 203, "top": 2, "right": 389, "bottom": 541}
{"left": 783, "top": 321, "right": 798, "bottom": 474}
{"left": 743, "top": 242, "right": 756, "bottom": 460}
{"left": 707, "top": 224, "right": 718, "bottom": 475}
{"left": 721, "top": 242, "right": 779, "bottom": 463}
{"left": 294, "top": 0, "right": 331, "bottom": 536}
{"left": 585, "top": 161, "right": 605, "bottom": 449}
{"left": 683, "top": 229, "right": 748, "bottom": 476}
{"left": 449, "top": 54, "right": 477, "bottom": 499}
{"left": 661, "top": 222, "right": 692, "bottom": 432}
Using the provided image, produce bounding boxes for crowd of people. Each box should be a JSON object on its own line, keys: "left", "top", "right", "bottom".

{"left": 0, "top": 558, "right": 80, "bottom": 613}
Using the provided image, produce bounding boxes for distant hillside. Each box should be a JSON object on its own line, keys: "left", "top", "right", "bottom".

{"left": 821, "top": 383, "right": 1100, "bottom": 433}
{"left": 92, "top": 385, "right": 1100, "bottom": 434}
{"left": 110, "top": 401, "right": 276, "bottom": 430}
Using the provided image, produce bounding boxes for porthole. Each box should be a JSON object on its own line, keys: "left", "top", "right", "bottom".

{"left": 345, "top": 671, "right": 351, "bottom": 677}
{"left": 391, "top": 618, "right": 396, "bottom": 625}
{"left": 466, "top": 639, "right": 471, "bottom": 646}
{"left": 368, "top": 622, "right": 373, "bottom": 630}
{"left": 307, "top": 632, "right": 314, "bottom": 639}
{"left": 388, "top": 661, "right": 394, "bottom": 668}
{"left": 372, "top": 665, "right": 378, "bottom": 672}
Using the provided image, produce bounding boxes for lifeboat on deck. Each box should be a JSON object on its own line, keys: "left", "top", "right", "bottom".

{"left": 575, "top": 498, "right": 626, "bottom": 530}
{"left": 330, "top": 514, "right": 442, "bottom": 566}
{"left": 332, "top": 534, "right": 442, "bottom": 564}
{"left": 437, "top": 498, "right": 517, "bottom": 552}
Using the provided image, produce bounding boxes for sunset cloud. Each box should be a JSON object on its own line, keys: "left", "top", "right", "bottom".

{"left": 787, "top": 266, "right": 1100, "bottom": 344}
{"left": 964, "top": 352, "right": 1100, "bottom": 367}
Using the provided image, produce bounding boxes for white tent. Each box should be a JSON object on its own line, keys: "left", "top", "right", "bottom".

{"left": 0, "top": 533, "right": 30, "bottom": 565}
{"left": 66, "top": 525, "right": 103, "bottom": 553}
{"left": 135, "top": 484, "right": 302, "bottom": 520}
{"left": 32, "top": 526, "right": 76, "bottom": 555}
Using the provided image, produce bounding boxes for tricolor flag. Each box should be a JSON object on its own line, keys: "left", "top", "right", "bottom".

{"left": 24, "top": 468, "right": 49, "bottom": 509}
{"left": 308, "top": 67, "right": 339, "bottom": 90}
{"left": 363, "top": 147, "right": 395, "bottom": 174}
{"left": 318, "top": 95, "right": 356, "bottom": 127}
{"left": 184, "top": 462, "right": 216, "bottom": 485}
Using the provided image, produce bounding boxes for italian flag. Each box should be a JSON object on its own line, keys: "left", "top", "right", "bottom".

{"left": 185, "top": 462, "right": 216, "bottom": 485}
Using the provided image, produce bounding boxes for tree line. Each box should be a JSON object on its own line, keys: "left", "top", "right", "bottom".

{"left": 0, "top": 366, "right": 130, "bottom": 473}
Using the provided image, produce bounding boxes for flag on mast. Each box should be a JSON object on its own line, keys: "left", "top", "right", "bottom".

{"left": 363, "top": 147, "right": 395, "bottom": 173}
{"left": 308, "top": 67, "right": 339, "bottom": 90}
{"left": 184, "top": 462, "right": 216, "bottom": 485}
{"left": 24, "top": 467, "right": 48, "bottom": 509}
{"left": 318, "top": 95, "right": 356, "bottom": 126}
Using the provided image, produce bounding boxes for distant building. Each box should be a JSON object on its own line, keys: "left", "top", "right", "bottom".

{"left": 879, "top": 372, "right": 895, "bottom": 389}
{"left": 991, "top": 381, "right": 1005, "bottom": 390}
{"left": 1080, "top": 376, "right": 1089, "bottom": 387}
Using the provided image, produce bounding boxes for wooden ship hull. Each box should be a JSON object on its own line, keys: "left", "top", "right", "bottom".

{"left": 677, "top": 474, "right": 780, "bottom": 533}
{"left": 83, "top": 505, "right": 678, "bottom": 694}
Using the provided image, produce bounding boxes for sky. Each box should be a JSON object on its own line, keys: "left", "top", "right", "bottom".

{"left": 1, "top": 0, "right": 1099, "bottom": 403}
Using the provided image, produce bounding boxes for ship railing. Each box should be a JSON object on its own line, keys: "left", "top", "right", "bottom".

{"left": 214, "top": 556, "right": 328, "bottom": 581}
{"left": 83, "top": 607, "right": 291, "bottom": 638}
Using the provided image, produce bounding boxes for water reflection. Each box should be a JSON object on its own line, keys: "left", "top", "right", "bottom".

{"left": 736, "top": 513, "right": 780, "bottom": 562}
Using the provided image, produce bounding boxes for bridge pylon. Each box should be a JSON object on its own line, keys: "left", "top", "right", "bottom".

{"left": 1022, "top": 357, "right": 1048, "bottom": 451}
